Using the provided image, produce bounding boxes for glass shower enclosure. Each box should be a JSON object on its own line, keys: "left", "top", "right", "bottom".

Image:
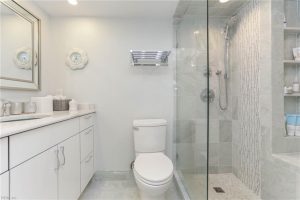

{"left": 174, "top": 0, "right": 209, "bottom": 199}
{"left": 174, "top": 0, "right": 300, "bottom": 200}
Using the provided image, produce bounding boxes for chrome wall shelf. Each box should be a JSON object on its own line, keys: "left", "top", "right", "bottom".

{"left": 130, "top": 50, "right": 171, "bottom": 67}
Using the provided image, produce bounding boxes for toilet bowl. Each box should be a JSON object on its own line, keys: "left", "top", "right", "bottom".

{"left": 132, "top": 119, "right": 173, "bottom": 200}
{"left": 133, "top": 152, "right": 173, "bottom": 200}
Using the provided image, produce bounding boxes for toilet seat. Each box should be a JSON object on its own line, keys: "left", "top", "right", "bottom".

{"left": 134, "top": 153, "right": 173, "bottom": 186}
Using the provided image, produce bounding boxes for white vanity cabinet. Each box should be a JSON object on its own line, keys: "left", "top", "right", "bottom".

{"left": 80, "top": 127, "right": 94, "bottom": 192}
{"left": 0, "top": 137, "right": 9, "bottom": 200}
{"left": 58, "top": 135, "right": 81, "bottom": 200}
{"left": 0, "top": 172, "right": 9, "bottom": 200}
{"left": 10, "top": 146, "right": 59, "bottom": 200}
{"left": 1, "top": 112, "right": 95, "bottom": 200}
{"left": 0, "top": 137, "right": 8, "bottom": 174}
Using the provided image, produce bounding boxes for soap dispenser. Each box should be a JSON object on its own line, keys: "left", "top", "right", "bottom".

{"left": 69, "top": 99, "right": 78, "bottom": 113}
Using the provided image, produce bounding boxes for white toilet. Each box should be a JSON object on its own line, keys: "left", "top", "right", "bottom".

{"left": 132, "top": 119, "right": 173, "bottom": 200}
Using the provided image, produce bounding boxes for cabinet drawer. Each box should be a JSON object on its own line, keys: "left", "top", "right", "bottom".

{"left": 79, "top": 114, "right": 94, "bottom": 131}
{"left": 10, "top": 118, "right": 79, "bottom": 168}
{"left": 0, "top": 138, "right": 8, "bottom": 174}
{"left": 80, "top": 152, "right": 94, "bottom": 192}
{"left": 80, "top": 127, "right": 93, "bottom": 161}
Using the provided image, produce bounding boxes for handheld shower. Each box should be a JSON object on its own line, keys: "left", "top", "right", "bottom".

{"left": 217, "top": 15, "right": 237, "bottom": 111}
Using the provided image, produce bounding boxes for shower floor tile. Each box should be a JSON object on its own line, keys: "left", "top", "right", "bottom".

{"left": 182, "top": 172, "right": 261, "bottom": 200}
{"left": 79, "top": 171, "right": 182, "bottom": 200}
{"left": 208, "top": 173, "right": 261, "bottom": 200}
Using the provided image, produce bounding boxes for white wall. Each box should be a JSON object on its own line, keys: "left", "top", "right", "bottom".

{"left": 50, "top": 17, "right": 175, "bottom": 171}
{"left": 0, "top": 1, "right": 64, "bottom": 101}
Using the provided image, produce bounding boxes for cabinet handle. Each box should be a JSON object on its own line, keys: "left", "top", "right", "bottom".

{"left": 85, "top": 129, "right": 93, "bottom": 135}
{"left": 84, "top": 115, "right": 92, "bottom": 119}
{"left": 54, "top": 149, "right": 60, "bottom": 171}
{"left": 60, "top": 146, "right": 66, "bottom": 166}
{"left": 85, "top": 154, "right": 93, "bottom": 163}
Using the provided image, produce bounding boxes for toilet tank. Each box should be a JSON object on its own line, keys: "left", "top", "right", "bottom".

{"left": 133, "top": 119, "right": 167, "bottom": 153}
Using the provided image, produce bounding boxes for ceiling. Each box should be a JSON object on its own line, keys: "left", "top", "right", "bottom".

{"left": 33, "top": 0, "right": 179, "bottom": 19}
{"left": 174, "top": 0, "right": 249, "bottom": 18}
{"left": 208, "top": 0, "right": 249, "bottom": 17}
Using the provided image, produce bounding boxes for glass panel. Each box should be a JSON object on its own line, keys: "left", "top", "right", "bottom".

{"left": 208, "top": 0, "right": 263, "bottom": 199}
{"left": 208, "top": 0, "right": 300, "bottom": 200}
{"left": 174, "top": 0, "right": 208, "bottom": 199}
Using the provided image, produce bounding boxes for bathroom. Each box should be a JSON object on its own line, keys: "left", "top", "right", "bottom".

{"left": 0, "top": 0, "right": 299, "bottom": 199}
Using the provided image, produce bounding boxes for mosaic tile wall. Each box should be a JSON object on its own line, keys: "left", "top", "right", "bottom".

{"left": 231, "top": 0, "right": 262, "bottom": 195}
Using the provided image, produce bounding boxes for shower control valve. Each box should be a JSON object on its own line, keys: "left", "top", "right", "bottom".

{"left": 200, "top": 89, "right": 215, "bottom": 103}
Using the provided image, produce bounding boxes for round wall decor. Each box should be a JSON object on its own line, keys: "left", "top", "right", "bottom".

{"left": 66, "top": 48, "right": 88, "bottom": 70}
{"left": 14, "top": 47, "right": 33, "bottom": 70}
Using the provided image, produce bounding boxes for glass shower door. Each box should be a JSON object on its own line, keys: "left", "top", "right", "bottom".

{"left": 174, "top": 0, "right": 208, "bottom": 199}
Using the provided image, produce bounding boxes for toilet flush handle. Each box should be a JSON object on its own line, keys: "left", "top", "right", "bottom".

{"left": 130, "top": 161, "right": 135, "bottom": 169}
{"left": 133, "top": 127, "right": 139, "bottom": 131}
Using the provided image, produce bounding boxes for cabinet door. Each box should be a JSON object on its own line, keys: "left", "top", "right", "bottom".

{"left": 10, "top": 146, "right": 58, "bottom": 200}
{"left": 0, "top": 172, "right": 9, "bottom": 200}
{"left": 81, "top": 152, "right": 94, "bottom": 192}
{"left": 0, "top": 137, "right": 8, "bottom": 174}
{"left": 58, "top": 135, "right": 80, "bottom": 200}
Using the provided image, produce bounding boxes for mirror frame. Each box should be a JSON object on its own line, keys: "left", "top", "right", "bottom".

{"left": 0, "top": 0, "right": 41, "bottom": 90}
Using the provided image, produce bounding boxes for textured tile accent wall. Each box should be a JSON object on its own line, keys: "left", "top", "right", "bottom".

{"left": 231, "top": 0, "right": 262, "bottom": 195}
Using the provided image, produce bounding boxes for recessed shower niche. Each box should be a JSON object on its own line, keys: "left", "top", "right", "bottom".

{"left": 283, "top": 0, "right": 300, "bottom": 138}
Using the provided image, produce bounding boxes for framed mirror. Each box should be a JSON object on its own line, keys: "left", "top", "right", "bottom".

{"left": 0, "top": 0, "right": 40, "bottom": 90}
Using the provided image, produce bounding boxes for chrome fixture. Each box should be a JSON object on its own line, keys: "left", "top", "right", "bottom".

{"left": 200, "top": 89, "right": 215, "bottom": 103}
{"left": 130, "top": 50, "right": 171, "bottom": 67}
{"left": 203, "top": 68, "right": 212, "bottom": 77}
{"left": 216, "top": 70, "right": 229, "bottom": 110}
{"left": 217, "top": 15, "right": 237, "bottom": 111}
{"left": 1, "top": 100, "right": 11, "bottom": 116}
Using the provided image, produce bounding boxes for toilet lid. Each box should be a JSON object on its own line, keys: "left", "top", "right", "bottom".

{"left": 134, "top": 153, "right": 173, "bottom": 184}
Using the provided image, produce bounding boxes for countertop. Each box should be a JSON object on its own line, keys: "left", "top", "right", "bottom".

{"left": 0, "top": 109, "right": 95, "bottom": 138}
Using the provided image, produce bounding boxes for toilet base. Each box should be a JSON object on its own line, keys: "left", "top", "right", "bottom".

{"left": 134, "top": 171, "right": 172, "bottom": 200}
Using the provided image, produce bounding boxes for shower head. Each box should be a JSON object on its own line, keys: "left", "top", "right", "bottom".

{"left": 223, "top": 14, "right": 238, "bottom": 40}
{"left": 227, "top": 14, "right": 238, "bottom": 26}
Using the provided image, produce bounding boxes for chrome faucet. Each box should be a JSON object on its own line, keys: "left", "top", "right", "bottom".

{"left": 1, "top": 100, "right": 11, "bottom": 116}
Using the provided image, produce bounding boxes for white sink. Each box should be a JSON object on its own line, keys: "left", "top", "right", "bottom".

{"left": 0, "top": 113, "right": 51, "bottom": 122}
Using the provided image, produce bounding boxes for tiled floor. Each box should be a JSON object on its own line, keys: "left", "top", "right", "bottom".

{"left": 182, "top": 172, "right": 261, "bottom": 200}
{"left": 79, "top": 172, "right": 182, "bottom": 200}
{"left": 80, "top": 171, "right": 260, "bottom": 200}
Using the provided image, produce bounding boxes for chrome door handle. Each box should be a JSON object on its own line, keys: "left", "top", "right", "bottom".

{"left": 60, "top": 146, "right": 66, "bottom": 166}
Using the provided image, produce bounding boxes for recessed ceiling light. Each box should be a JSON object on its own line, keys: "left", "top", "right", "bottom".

{"left": 68, "top": 0, "right": 78, "bottom": 5}
{"left": 219, "top": 0, "right": 230, "bottom": 3}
